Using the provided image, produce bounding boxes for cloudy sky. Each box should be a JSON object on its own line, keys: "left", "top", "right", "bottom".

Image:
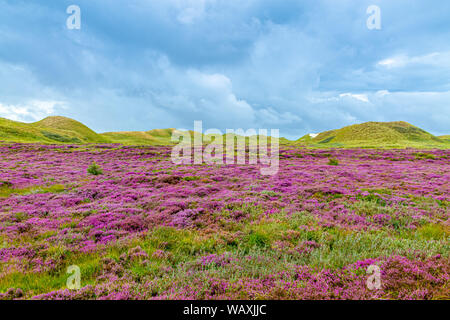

{"left": 0, "top": 0, "right": 449, "bottom": 138}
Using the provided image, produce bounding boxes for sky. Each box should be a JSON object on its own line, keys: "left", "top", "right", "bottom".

{"left": 0, "top": 0, "right": 449, "bottom": 139}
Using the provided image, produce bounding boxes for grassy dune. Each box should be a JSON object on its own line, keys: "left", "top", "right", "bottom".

{"left": 0, "top": 117, "right": 108, "bottom": 144}
{"left": 297, "top": 121, "right": 448, "bottom": 148}
{"left": 0, "top": 116, "right": 448, "bottom": 148}
{"left": 0, "top": 117, "right": 176, "bottom": 146}
{"left": 101, "top": 129, "right": 177, "bottom": 145}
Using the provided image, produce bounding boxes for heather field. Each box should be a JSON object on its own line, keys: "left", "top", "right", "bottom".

{"left": 0, "top": 143, "right": 449, "bottom": 300}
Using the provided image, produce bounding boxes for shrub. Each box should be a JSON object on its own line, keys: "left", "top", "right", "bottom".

{"left": 0, "top": 181, "right": 13, "bottom": 189}
{"left": 414, "top": 152, "right": 436, "bottom": 160}
{"left": 416, "top": 224, "right": 446, "bottom": 240}
{"left": 87, "top": 162, "right": 103, "bottom": 175}
{"left": 328, "top": 158, "right": 339, "bottom": 166}
{"left": 41, "top": 131, "right": 81, "bottom": 143}
{"left": 183, "top": 176, "right": 201, "bottom": 181}
{"left": 260, "top": 190, "right": 279, "bottom": 198}
{"left": 247, "top": 232, "right": 269, "bottom": 248}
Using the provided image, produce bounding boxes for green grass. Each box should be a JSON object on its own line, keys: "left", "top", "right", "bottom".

{"left": 1, "top": 215, "right": 448, "bottom": 297}
{"left": 1, "top": 116, "right": 448, "bottom": 148}
{"left": 32, "top": 116, "right": 109, "bottom": 143}
{"left": 439, "top": 135, "right": 450, "bottom": 143}
{"left": 296, "top": 121, "right": 449, "bottom": 149}
{"left": 0, "top": 248, "right": 102, "bottom": 296}
{"left": 416, "top": 224, "right": 447, "bottom": 240}
{"left": 100, "top": 130, "right": 177, "bottom": 146}
{"left": 0, "top": 116, "right": 110, "bottom": 144}
{"left": 0, "top": 183, "right": 66, "bottom": 198}
{"left": 414, "top": 152, "right": 437, "bottom": 160}
{"left": 327, "top": 158, "right": 339, "bottom": 165}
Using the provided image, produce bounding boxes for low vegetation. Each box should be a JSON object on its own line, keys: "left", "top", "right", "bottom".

{"left": 0, "top": 144, "right": 448, "bottom": 300}
{"left": 0, "top": 117, "right": 448, "bottom": 149}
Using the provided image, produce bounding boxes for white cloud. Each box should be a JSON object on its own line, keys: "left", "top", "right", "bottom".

{"left": 1, "top": 1, "right": 449, "bottom": 137}
{"left": 375, "top": 90, "right": 390, "bottom": 97}
{"left": 339, "top": 93, "right": 370, "bottom": 103}
{"left": 377, "top": 52, "right": 450, "bottom": 69}
{"left": 0, "top": 100, "right": 65, "bottom": 122}
{"left": 143, "top": 63, "right": 258, "bottom": 129}
{"left": 256, "top": 107, "right": 302, "bottom": 126}
{"left": 175, "top": 0, "right": 207, "bottom": 24}
{"left": 377, "top": 56, "right": 408, "bottom": 68}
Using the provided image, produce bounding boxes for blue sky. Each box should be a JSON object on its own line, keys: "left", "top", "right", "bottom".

{"left": 0, "top": 0, "right": 449, "bottom": 138}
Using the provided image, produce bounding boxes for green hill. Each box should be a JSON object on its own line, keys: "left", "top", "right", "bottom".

{"left": 0, "top": 117, "right": 448, "bottom": 148}
{"left": 31, "top": 116, "right": 110, "bottom": 144}
{"left": 103, "top": 130, "right": 286, "bottom": 146}
{"left": 0, "top": 117, "right": 181, "bottom": 145}
{"left": 296, "top": 121, "right": 448, "bottom": 148}
{"left": 0, "top": 116, "right": 109, "bottom": 144}
{"left": 101, "top": 129, "right": 179, "bottom": 145}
